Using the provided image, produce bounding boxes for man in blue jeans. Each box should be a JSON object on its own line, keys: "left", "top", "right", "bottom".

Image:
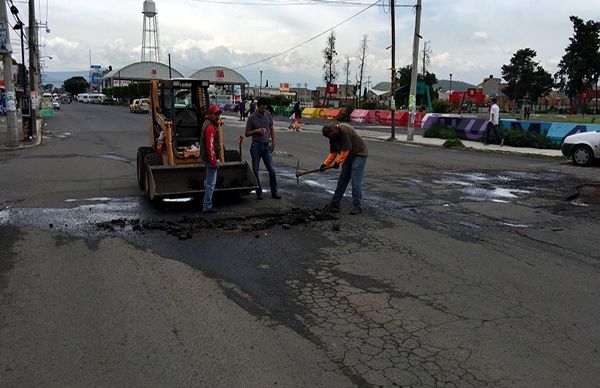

{"left": 200, "top": 105, "right": 222, "bottom": 213}
{"left": 245, "top": 97, "right": 280, "bottom": 199}
{"left": 320, "top": 123, "right": 368, "bottom": 215}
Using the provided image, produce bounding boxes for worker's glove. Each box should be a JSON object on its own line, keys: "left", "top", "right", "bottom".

{"left": 319, "top": 164, "right": 327, "bottom": 172}
{"left": 333, "top": 162, "right": 340, "bottom": 169}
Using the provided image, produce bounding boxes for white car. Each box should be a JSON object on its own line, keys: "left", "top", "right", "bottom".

{"left": 561, "top": 131, "right": 600, "bottom": 166}
{"left": 52, "top": 98, "right": 61, "bottom": 110}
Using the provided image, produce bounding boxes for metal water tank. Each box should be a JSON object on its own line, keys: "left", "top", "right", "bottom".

{"left": 143, "top": 0, "right": 157, "bottom": 17}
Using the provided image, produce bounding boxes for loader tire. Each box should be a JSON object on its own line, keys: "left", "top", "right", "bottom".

{"left": 144, "top": 153, "right": 163, "bottom": 203}
{"left": 224, "top": 149, "right": 241, "bottom": 162}
{"left": 136, "top": 147, "right": 154, "bottom": 190}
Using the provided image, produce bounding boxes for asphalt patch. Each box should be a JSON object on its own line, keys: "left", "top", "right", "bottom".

{"left": 96, "top": 207, "right": 339, "bottom": 240}
{"left": 568, "top": 184, "right": 600, "bottom": 205}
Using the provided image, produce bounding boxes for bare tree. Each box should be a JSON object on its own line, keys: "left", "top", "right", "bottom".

{"left": 356, "top": 34, "right": 368, "bottom": 103}
{"left": 322, "top": 31, "right": 338, "bottom": 85}
{"left": 421, "top": 41, "right": 431, "bottom": 76}
{"left": 343, "top": 55, "right": 352, "bottom": 101}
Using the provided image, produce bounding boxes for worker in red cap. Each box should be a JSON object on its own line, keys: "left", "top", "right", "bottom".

{"left": 200, "top": 105, "right": 222, "bottom": 214}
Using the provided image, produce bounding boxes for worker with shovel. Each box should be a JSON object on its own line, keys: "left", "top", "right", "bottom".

{"left": 320, "top": 123, "right": 368, "bottom": 215}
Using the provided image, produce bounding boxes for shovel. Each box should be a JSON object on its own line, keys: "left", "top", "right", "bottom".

{"left": 295, "top": 160, "right": 334, "bottom": 187}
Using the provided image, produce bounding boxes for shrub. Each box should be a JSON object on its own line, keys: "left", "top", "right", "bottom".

{"left": 432, "top": 99, "right": 451, "bottom": 113}
{"left": 360, "top": 101, "right": 377, "bottom": 110}
{"left": 424, "top": 123, "right": 458, "bottom": 139}
{"left": 443, "top": 139, "right": 465, "bottom": 148}
{"left": 502, "top": 129, "right": 560, "bottom": 149}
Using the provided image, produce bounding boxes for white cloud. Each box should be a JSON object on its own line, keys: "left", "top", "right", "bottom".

{"left": 472, "top": 31, "right": 489, "bottom": 41}
{"left": 34, "top": 0, "right": 600, "bottom": 86}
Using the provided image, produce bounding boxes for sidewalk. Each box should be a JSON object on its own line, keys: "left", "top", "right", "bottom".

{"left": 0, "top": 116, "right": 42, "bottom": 150}
{"left": 271, "top": 117, "right": 563, "bottom": 158}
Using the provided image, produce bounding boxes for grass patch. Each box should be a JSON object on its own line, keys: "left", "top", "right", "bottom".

{"left": 443, "top": 139, "right": 465, "bottom": 148}
{"left": 424, "top": 123, "right": 458, "bottom": 139}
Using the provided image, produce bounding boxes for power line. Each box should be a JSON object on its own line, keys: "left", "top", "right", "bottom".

{"left": 233, "top": 0, "right": 385, "bottom": 70}
{"left": 191, "top": 0, "right": 413, "bottom": 6}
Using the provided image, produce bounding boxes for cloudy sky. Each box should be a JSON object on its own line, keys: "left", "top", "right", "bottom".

{"left": 10, "top": 0, "right": 599, "bottom": 87}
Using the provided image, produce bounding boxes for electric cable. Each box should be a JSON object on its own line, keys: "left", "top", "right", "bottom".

{"left": 233, "top": 0, "right": 384, "bottom": 70}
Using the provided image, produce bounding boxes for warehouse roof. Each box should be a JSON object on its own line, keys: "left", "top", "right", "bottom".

{"left": 103, "top": 61, "right": 183, "bottom": 80}
{"left": 188, "top": 66, "right": 249, "bottom": 85}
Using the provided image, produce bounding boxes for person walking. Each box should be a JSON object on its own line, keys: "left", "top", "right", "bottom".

{"left": 292, "top": 101, "right": 302, "bottom": 131}
{"left": 484, "top": 97, "right": 503, "bottom": 146}
{"left": 249, "top": 99, "right": 256, "bottom": 115}
{"left": 245, "top": 97, "right": 280, "bottom": 200}
{"left": 320, "top": 123, "right": 368, "bottom": 215}
{"left": 200, "top": 105, "right": 222, "bottom": 214}
{"left": 238, "top": 99, "right": 245, "bottom": 121}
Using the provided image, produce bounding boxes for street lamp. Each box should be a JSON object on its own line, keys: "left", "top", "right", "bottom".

{"left": 259, "top": 70, "right": 263, "bottom": 97}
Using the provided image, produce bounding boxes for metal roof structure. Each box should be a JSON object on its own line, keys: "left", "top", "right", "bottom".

{"left": 188, "top": 66, "right": 249, "bottom": 86}
{"left": 103, "top": 61, "right": 183, "bottom": 81}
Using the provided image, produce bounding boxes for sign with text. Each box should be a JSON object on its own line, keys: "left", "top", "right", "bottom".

{"left": 279, "top": 83, "right": 289, "bottom": 91}
{"left": 0, "top": 22, "right": 12, "bottom": 54}
{"left": 215, "top": 69, "right": 225, "bottom": 79}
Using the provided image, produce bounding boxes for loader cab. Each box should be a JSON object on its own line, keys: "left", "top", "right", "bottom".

{"left": 158, "top": 79, "right": 210, "bottom": 149}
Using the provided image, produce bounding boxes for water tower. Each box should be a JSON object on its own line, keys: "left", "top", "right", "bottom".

{"left": 141, "top": 0, "right": 160, "bottom": 62}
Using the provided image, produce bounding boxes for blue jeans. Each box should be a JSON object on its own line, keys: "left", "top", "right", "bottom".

{"left": 203, "top": 163, "right": 219, "bottom": 210}
{"left": 250, "top": 141, "right": 277, "bottom": 196}
{"left": 331, "top": 156, "right": 367, "bottom": 209}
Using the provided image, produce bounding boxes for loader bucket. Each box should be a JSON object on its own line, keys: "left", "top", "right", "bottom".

{"left": 146, "top": 161, "right": 259, "bottom": 199}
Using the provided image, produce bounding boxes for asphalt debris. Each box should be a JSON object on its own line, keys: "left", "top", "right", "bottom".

{"left": 96, "top": 207, "right": 339, "bottom": 240}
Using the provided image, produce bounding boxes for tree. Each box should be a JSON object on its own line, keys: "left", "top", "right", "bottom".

{"left": 322, "top": 31, "right": 338, "bottom": 86}
{"left": 394, "top": 65, "right": 438, "bottom": 108}
{"left": 43, "top": 83, "right": 54, "bottom": 91}
{"left": 63, "top": 76, "right": 89, "bottom": 96}
{"left": 356, "top": 34, "right": 368, "bottom": 103}
{"left": 343, "top": 55, "right": 352, "bottom": 101}
{"left": 501, "top": 48, "right": 554, "bottom": 103}
{"left": 555, "top": 16, "right": 600, "bottom": 100}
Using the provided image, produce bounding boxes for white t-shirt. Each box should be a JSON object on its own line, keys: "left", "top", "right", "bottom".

{"left": 489, "top": 104, "right": 500, "bottom": 125}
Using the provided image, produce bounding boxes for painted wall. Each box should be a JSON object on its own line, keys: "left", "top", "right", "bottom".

{"left": 423, "top": 115, "right": 600, "bottom": 144}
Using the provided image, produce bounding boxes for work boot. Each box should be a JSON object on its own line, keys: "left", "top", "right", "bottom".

{"left": 325, "top": 204, "right": 340, "bottom": 213}
{"left": 202, "top": 208, "right": 217, "bottom": 214}
{"left": 349, "top": 207, "right": 362, "bottom": 215}
{"left": 271, "top": 193, "right": 281, "bottom": 199}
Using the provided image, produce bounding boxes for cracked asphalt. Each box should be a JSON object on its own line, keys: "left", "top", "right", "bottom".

{"left": 1, "top": 103, "right": 599, "bottom": 387}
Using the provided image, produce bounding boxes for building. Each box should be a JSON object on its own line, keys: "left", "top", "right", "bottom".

{"left": 101, "top": 61, "right": 184, "bottom": 90}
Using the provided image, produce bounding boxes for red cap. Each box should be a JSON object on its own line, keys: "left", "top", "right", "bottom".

{"left": 209, "top": 105, "right": 222, "bottom": 114}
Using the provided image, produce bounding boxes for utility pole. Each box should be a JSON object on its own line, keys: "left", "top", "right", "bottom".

{"left": 28, "top": 0, "right": 37, "bottom": 139}
{"left": 406, "top": 0, "right": 422, "bottom": 141}
{"left": 389, "top": 0, "right": 396, "bottom": 140}
{"left": 1, "top": 0, "right": 19, "bottom": 147}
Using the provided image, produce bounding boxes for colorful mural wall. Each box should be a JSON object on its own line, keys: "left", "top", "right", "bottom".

{"left": 422, "top": 115, "right": 600, "bottom": 144}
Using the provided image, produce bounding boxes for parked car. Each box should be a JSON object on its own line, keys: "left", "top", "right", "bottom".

{"left": 101, "top": 96, "right": 116, "bottom": 105}
{"left": 561, "top": 131, "right": 600, "bottom": 166}
{"left": 137, "top": 98, "right": 150, "bottom": 113}
{"left": 52, "top": 98, "right": 60, "bottom": 110}
{"left": 129, "top": 99, "right": 140, "bottom": 113}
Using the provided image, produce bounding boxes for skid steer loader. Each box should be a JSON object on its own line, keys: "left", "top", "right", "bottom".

{"left": 136, "top": 78, "right": 258, "bottom": 202}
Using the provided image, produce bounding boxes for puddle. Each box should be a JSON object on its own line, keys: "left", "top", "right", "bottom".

{"left": 64, "top": 197, "right": 113, "bottom": 203}
{"left": 435, "top": 171, "right": 536, "bottom": 203}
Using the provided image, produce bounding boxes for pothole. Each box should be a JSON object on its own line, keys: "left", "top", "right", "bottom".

{"left": 568, "top": 184, "right": 600, "bottom": 205}
{"left": 96, "top": 207, "right": 339, "bottom": 240}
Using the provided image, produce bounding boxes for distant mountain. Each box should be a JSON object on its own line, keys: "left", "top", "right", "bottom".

{"left": 43, "top": 71, "right": 89, "bottom": 88}
{"left": 434, "top": 79, "right": 477, "bottom": 92}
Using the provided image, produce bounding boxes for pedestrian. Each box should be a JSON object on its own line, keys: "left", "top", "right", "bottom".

{"left": 238, "top": 99, "right": 245, "bottom": 121}
{"left": 200, "top": 105, "right": 222, "bottom": 214}
{"left": 320, "top": 123, "right": 368, "bottom": 215}
{"left": 249, "top": 99, "right": 256, "bottom": 115}
{"left": 523, "top": 105, "right": 530, "bottom": 120}
{"left": 292, "top": 101, "right": 302, "bottom": 131}
{"left": 245, "top": 97, "right": 281, "bottom": 200}
{"left": 484, "top": 97, "right": 503, "bottom": 146}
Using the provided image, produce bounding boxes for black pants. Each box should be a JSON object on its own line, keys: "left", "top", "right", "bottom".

{"left": 484, "top": 123, "right": 502, "bottom": 144}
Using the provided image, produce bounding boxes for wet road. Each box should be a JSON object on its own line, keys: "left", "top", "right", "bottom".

{"left": 1, "top": 103, "right": 600, "bottom": 387}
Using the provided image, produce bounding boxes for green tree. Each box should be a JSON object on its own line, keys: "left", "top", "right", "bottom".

{"left": 555, "top": 16, "right": 600, "bottom": 99}
{"left": 394, "top": 65, "right": 438, "bottom": 108}
{"left": 43, "top": 83, "right": 54, "bottom": 91}
{"left": 63, "top": 76, "right": 89, "bottom": 96}
{"left": 322, "top": 31, "right": 338, "bottom": 86}
{"left": 501, "top": 48, "right": 554, "bottom": 102}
